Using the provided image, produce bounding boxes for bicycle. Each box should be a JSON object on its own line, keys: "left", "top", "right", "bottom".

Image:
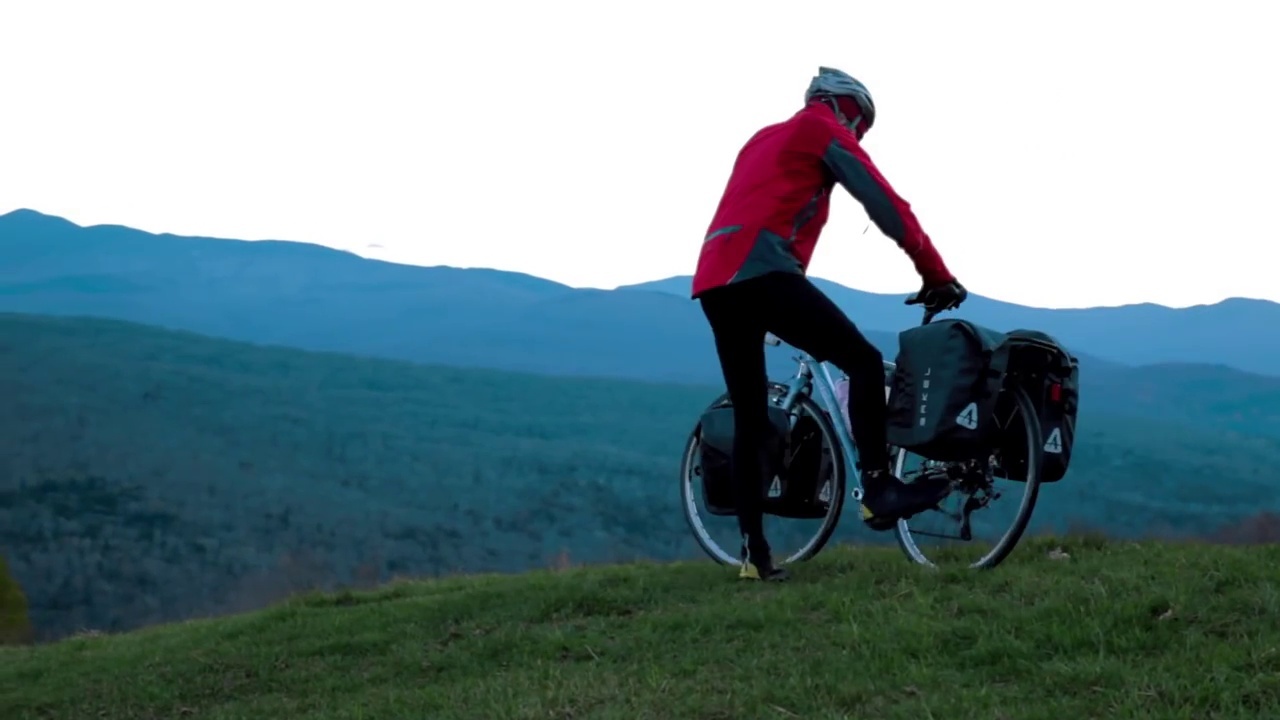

{"left": 678, "top": 302, "right": 1047, "bottom": 570}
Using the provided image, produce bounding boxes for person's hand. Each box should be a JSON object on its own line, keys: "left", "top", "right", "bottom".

{"left": 905, "top": 279, "right": 968, "bottom": 312}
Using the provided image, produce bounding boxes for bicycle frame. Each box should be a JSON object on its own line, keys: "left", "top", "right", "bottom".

{"left": 764, "top": 332, "right": 897, "bottom": 502}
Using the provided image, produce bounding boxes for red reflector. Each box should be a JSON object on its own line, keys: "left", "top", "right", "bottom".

{"left": 1049, "top": 383, "right": 1062, "bottom": 403}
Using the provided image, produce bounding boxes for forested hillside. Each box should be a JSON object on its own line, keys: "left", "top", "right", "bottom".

{"left": 2, "top": 313, "right": 1280, "bottom": 642}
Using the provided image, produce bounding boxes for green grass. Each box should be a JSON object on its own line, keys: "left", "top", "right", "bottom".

{"left": 5, "top": 537, "right": 1280, "bottom": 719}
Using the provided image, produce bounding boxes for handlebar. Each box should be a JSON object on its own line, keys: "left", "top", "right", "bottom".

{"left": 761, "top": 291, "right": 955, "bottom": 348}
{"left": 905, "top": 289, "right": 958, "bottom": 326}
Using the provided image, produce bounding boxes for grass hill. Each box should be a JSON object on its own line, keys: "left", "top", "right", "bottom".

{"left": 5, "top": 208, "right": 1280, "bottom": 382}
{"left": 4, "top": 312, "right": 1280, "bottom": 645}
{"left": 4, "top": 537, "right": 1280, "bottom": 719}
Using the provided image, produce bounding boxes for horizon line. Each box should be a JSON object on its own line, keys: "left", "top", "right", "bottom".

{"left": 2, "top": 206, "right": 1273, "bottom": 312}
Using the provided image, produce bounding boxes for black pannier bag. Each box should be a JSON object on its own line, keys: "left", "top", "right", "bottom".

{"left": 765, "top": 411, "right": 837, "bottom": 520}
{"left": 697, "top": 403, "right": 792, "bottom": 516}
{"left": 885, "top": 319, "right": 1012, "bottom": 462}
{"left": 697, "top": 402, "right": 833, "bottom": 519}
{"left": 991, "top": 329, "right": 1079, "bottom": 483}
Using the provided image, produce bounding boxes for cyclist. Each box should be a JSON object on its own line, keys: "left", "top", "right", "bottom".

{"left": 691, "top": 66, "right": 968, "bottom": 581}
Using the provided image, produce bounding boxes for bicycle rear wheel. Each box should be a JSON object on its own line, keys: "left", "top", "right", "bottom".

{"left": 891, "top": 382, "right": 1045, "bottom": 569}
{"left": 680, "top": 382, "right": 847, "bottom": 566}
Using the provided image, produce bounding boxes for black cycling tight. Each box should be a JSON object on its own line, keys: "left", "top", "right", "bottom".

{"left": 698, "top": 271, "right": 889, "bottom": 560}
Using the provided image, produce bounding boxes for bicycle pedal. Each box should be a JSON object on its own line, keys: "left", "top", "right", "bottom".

{"left": 863, "top": 516, "right": 897, "bottom": 532}
{"left": 859, "top": 505, "right": 897, "bottom": 532}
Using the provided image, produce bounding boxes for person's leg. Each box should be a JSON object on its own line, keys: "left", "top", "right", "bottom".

{"left": 755, "top": 272, "right": 950, "bottom": 526}
{"left": 698, "top": 282, "right": 787, "bottom": 579}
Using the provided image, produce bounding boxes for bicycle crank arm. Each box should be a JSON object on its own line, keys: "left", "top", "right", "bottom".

{"left": 955, "top": 495, "right": 985, "bottom": 541}
{"left": 908, "top": 528, "right": 971, "bottom": 541}
{"left": 911, "top": 496, "right": 981, "bottom": 542}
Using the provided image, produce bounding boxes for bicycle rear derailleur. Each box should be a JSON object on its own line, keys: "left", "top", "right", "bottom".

{"left": 910, "top": 457, "right": 1000, "bottom": 541}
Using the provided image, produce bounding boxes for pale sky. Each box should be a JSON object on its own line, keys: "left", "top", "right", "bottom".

{"left": 2, "top": 1, "right": 1276, "bottom": 309}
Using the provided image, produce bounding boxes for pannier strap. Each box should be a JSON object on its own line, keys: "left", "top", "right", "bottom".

{"left": 1009, "top": 335, "right": 1078, "bottom": 369}
{"left": 955, "top": 319, "right": 1012, "bottom": 399}
{"left": 981, "top": 346, "right": 1011, "bottom": 397}
{"left": 1011, "top": 336, "right": 1074, "bottom": 358}
{"left": 946, "top": 320, "right": 1021, "bottom": 399}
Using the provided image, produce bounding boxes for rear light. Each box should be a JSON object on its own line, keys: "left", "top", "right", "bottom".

{"left": 1049, "top": 382, "right": 1062, "bottom": 403}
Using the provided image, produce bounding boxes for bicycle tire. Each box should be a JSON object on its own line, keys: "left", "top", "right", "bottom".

{"left": 891, "top": 381, "right": 1045, "bottom": 569}
{"left": 679, "top": 382, "right": 847, "bottom": 566}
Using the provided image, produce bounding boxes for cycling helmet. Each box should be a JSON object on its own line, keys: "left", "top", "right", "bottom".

{"left": 804, "top": 66, "right": 876, "bottom": 134}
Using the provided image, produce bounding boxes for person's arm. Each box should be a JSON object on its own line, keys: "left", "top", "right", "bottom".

{"left": 819, "top": 128, "right": 955, "bottom": 286}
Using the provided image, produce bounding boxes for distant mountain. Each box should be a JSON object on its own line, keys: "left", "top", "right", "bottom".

{"left": 619, "top": 276, "right": 1280, "bottom": 375}
{"left": 0, "top": 208, "right": 573, "bottom": 345}
{"left": 2, "top": 209, "right": 1279, "bottom": 438}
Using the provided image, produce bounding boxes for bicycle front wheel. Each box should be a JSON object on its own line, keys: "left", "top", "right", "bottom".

{"left": 679, "top": 382, "right": 848, "bottom": 566}
{"left": 891, "top": 381, "right": 1045, "bottom": 570}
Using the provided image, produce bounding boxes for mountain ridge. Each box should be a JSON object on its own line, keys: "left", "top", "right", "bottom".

{"left": 7, "top": 207, "right": 1270, "bottom": 310}
{"left": 618, "top": 274, "right": 1280, "bottom": 313}
{"left": 3, "top": 208, "right": 1280, "bottom": 381}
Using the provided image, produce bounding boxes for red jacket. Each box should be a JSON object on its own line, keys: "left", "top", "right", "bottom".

{"left": 691, "top": 100, "right": 954, "bottom": 298}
